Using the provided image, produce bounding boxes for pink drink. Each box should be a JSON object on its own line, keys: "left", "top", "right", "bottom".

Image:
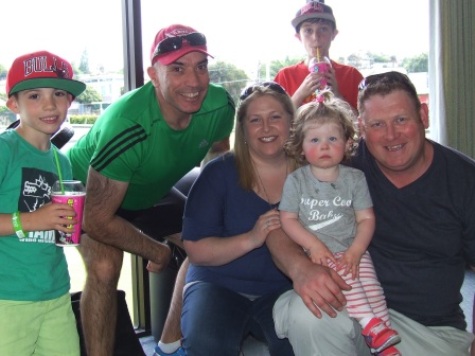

{"left": 314, "top": 62, "right": 331, "bottom": 87}
{"left": 308, "top": 57, "right": 331, "bottom": 88}
{"left": 52, "top": 180, "right": 86, "bottom": 246}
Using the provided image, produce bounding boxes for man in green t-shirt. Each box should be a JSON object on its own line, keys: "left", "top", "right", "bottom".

{"left": 67, "top": 24, "right": 235, "bottom": 356}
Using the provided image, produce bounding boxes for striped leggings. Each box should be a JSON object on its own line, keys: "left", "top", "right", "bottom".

{"left": 327, "top": 251, "right": 390, "bottom": 326}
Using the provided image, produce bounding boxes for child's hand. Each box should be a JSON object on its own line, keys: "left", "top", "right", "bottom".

{"left": 306, "top": 241, "right": 336, "bottom": 266}
{"left": 29, "top": 202, "right": 77, "bottom": 233}
{"left": 299, "top": 72, "right": 320, "bottom": 98}
{"left": 336, "top": 249, "right": 363, "bottom": 279}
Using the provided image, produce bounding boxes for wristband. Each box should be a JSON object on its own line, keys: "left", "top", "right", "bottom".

{"left": 12, "top": 211, "right": 26, "bottom": 238}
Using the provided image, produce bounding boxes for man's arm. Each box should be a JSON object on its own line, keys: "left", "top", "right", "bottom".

{"left": 83, "top": 167, "right": 171, "bottom": 270}
{"left": 266, "top": 228, "right": 350, "bottom": 318}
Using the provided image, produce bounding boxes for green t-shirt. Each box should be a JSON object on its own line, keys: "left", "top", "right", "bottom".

{"left": 68, "top": 82, "right": 235, "bottom": 210}
{"left": 0, "top": 130, "right": 72, "bottom": 301}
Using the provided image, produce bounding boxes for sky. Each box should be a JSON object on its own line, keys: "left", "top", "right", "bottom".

{"left": 0, "top": 0, "right": 429, "bottom": 77}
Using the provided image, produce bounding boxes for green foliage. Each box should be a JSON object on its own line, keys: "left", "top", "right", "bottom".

{"left": 79, "top": 49, "right": 90, "bottom": 74}
{"left": 209, "top": 61, "right": 248, "bottom": 105}
{"left": 257, "top": 56, "right": 305, "bottom": 81}
{"left": 71, "top": 61, "right": 82, "bottom": 75}
{"left": 0, "top": 64, "right": 7, "bottom": 80}
{"left": 0, "top": 89, "right": 10, "bottom": 117}
{"left": 0, "top": 105, "right": 16, "bottom": 126}
{"left": 402, "top": 53, "right": 428, "bottom": 73}
{"left": 75, "top": 86, "right": 103, "bottom": 104}
{"left": 70, "top": 115, "right": 98, "bottom": 125}
{"left": 323, "top": 52, "right": 428, "bottom": 74}
{"left": 0, "top": 105, "right": 11, "bottom": 114}
{"left": 368, "top": 52, "right": 392, "bottom": 63}
{"left": 347, "top": 54, "right": 363, "bottom": 68}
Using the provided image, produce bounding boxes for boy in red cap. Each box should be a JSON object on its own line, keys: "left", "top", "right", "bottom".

{"left": 67, "top": 24, "right": 235, "bottom": 356}
{"left": 0, "top": 50, "right": 86, "bottom": 355}
{"left": 274, "top": 1, "right": 363, "bottom": 110}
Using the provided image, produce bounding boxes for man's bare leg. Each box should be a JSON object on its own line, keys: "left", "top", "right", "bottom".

{"left": 156, "top": 258, "right": 189, "bottom": 351}
{"left": 79, "top": 233, "right": 124, "bottom": 355}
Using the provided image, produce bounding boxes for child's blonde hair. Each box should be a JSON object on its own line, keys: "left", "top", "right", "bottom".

{"left": 285, "top": 90, "right": 358, "bottom": 165}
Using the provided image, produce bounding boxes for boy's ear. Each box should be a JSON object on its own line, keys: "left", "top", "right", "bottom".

{"left": 6, "top": 96, "right": 20, "bottom": 114}
{"left": 67, "top": 93, "right": 74, "bottom": 107}
{"left": 331, "top": 29, "right": 339, "bottom": 41}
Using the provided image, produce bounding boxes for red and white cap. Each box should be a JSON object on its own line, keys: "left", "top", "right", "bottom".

{"left": 292, "top": 2, "right": 336, "bottom": 32}
{"left": 150, "top": 24, "right": 212, "bottom": 65}
{"left": 6, "top": 50, "right": 86, "bottom": 97}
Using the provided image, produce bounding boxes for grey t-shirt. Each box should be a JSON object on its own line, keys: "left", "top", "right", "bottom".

{"left": 279, "top": 164, "right": 373, "bottom": 253}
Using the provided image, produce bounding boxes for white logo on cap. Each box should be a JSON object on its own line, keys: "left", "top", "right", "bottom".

{"left": 23, "top": 55, "right": 70, "bottom": 79}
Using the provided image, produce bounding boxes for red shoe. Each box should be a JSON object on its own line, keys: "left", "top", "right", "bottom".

{"left": 377, "top": 345, "right": 401, "bottom": 356}
{"left": 362, "top": 317, "right": 401, "bottom": 353}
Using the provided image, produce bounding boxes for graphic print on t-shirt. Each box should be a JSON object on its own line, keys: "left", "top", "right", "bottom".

{"left": 300, "top": 195, "right": 351, "bottom": 232}
{"left": 17, "top": 167, "right": 57, "bottom": 243}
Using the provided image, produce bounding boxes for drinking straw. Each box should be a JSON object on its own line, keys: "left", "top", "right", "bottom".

{"left": 52, "top": 147, "right": 65, "bottom": 194}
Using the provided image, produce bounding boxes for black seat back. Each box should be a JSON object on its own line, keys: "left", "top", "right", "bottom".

{"left": 7, "top": 119, "right": 74, "bottom": 149}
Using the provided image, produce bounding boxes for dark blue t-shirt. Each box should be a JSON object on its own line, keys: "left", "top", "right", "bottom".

{"left": 182, "top": 153, "right": 291, "bottom": 296}
{"left": 351, "top": 140, "right": 475, "bottom": 330}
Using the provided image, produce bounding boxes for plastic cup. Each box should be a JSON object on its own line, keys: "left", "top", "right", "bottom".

{"left": 308, "top": 57, "right": 332, "bottom": 89}
{"left": 51, "top": 180, "right": 86, "bottom": 247}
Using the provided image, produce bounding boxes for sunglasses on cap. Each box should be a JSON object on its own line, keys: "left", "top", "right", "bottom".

{"left": 239, "top": 81, "right": 287, "bottom": 101}
{"left": 153, "top": 32, "right": 207, "bottom": 57}
{"left": 358, "top": 71, "right": 413, "bottom": 91}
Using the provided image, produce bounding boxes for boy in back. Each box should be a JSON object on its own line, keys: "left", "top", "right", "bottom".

{"left": 274, "top": 1, "right": 363, "bottom": 110}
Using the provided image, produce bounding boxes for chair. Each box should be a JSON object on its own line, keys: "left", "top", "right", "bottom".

{"left": 7, "top": 119, "right": 75, "bottom": 149}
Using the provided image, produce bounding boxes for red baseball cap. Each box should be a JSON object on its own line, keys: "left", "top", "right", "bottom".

{"left": 292, "top": 1, "right": 336, "bottom": 32}
{"left": 150, "top": 24, "right": 212, "bottom": 65}
{"left": 6, "top": 50, "right": 86, "bottom": 97}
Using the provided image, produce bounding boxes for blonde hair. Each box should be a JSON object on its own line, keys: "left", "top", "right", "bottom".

{"left": 285, "top": 90, "right": 357, "bottom": 165}
{"left": 234, "top": 85, "right": 297, "bottom": 191}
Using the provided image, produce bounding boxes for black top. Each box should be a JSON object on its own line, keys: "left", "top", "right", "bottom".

{"left": 350, "top": 140, "right": 475, "bottom": 330}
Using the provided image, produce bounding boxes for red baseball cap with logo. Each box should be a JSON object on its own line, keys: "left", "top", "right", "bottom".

{"left": 150, "top": 24, "right": 213, "bottom": 65}
{"left": 6, "top": 50, "right": 86, "bottom": 97}
{"left": 292, "top": 1, "right": 336, "bottom": 32}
